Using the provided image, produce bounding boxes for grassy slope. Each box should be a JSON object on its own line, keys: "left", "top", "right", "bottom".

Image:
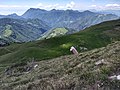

{"left": 39, "top": 27, "right": 68, "bottom": 40}
{"left": 0, "top": 41, "right": 120, "bottom": 90}
{"left": 0, "top": 19, "right": 120, "bottom": 68}
{"left": 3, "top": 25, "right": 13, "bottom": 37}
{"left": 46, "top": 28, "right": 68, "bottom": 39}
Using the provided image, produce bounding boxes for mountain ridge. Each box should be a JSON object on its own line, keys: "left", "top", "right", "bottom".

{"left": 22, "top": 8, "right": 119, "bottom": 31}
{"left": 0, "top": 8, "right": 119, "bottom": 45}
{"left": 0, "top": 18, "right": 50, "bottom": 45}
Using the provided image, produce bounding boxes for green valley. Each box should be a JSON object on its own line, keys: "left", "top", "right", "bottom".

{"left": 46, "top": 28, "right": 68, "bottom": 39}
{"left": 0, "top": 19, "right": 120, "bottom": 69}
{"left": 3, "top": 25, "right": 13, "bottom": 37}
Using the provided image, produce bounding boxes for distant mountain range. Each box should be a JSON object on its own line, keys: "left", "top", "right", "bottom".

{"left": 0, "top": 13, "right": 24, "bottom": 20}
{"left": 22, "top": 8, "right": 119, "bottom": 30}
{"left": 98, "top": 10, "right": 120, "bottom": 17}
{"left": 0, "top": 18, "right": 50, "bottom": 45}
{"left": 0, "top": 8, "right": 119, "bottom": 45}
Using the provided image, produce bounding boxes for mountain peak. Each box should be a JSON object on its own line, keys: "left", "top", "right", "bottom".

{"left": 8, "top": 13, "right": 18, "bottom": 16}
{"left": 83, "top": 10, "right": 94, "bottom": 13}
{"left": 29, "top": 8, "right": 46, "bottom": 12}
{"left": 51, "top": 9, "right": 56, "bottom": 11}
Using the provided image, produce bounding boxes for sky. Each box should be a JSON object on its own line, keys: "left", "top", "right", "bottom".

{"left": 0, "top": 0, "right": 120, "bottom": 15}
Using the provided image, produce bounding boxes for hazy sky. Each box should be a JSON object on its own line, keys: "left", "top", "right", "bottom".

{"left": 0, "top": 0, "right": 120, "bottom": 15}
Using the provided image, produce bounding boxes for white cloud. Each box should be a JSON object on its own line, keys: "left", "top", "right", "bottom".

{"left": 0, "top": 5, "right": 20, "bottom": 8}
{"left": 105, "top": 4, "right": 120, "bottom": 7}
{"left": 0, "top": 5, "right": 30, "bottom": 15}
{"left": 0, "top": 2, "right": 75, "bottom": 12}
{"left": 37, "top": 3, "right": 60, "bottom": 10}
{"left": 90, "top": 4, "right": 120, "bottom": 10}
{"left": 105, "top": 4, "right": 120, "bottom": 10}
{"left": 90, "top": 5, "right": 97, "bottom": 7}
{"left": 0, "top": 5, "right": 29, "bottom": 8}
{"left": 46, "top": 4, "right": 59, "bottom": 9}
{"left": 90, "top": 5, "right": 103, "bottom": 10}
{"left": 37, "top": 3, "right": 43, "bottom": 7}
{"left": 66, "top": 1, "right": 75, "bottom": 9}
{"left": 36, "top": 1, "right": 76, "bottom": 10}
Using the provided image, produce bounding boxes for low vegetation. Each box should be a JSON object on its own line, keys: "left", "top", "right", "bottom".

{"left": 0, "top": 41, "right": 120, "bottom": 90}
{"left": 3, "top": 25, "right": 13, "bottom": 37}
{"left": 0, "top": 19, "right": 120, "bottom": 70}
{"left": 45, "top": 28, "right": 68, "bottom": 39}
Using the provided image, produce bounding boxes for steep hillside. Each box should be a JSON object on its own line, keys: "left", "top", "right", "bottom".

{"left": 22, "top": 8, "right": 119, "bottom": 31}
{"left": 0, "top": 41, "right": 120, "bottom": 90}
{"left": 0, "top": 19, "right": 120, "bottom": 67}
{"left": 27, "top": 19, "right": 51, "bottom": 30}
{"left": 0, "top": 18, "right": 50, "bottom": 45}
{"left": 42, "top": 28, "right": 68, "bottom": 39}
{"left": 38, "top": 28, "right": 76, "bottom": 40}
{"left": 40, "top": 27, "right": 76, "bottom": 39}
{"left": 69, "top": 13, "right": 119, "bottom": 30}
